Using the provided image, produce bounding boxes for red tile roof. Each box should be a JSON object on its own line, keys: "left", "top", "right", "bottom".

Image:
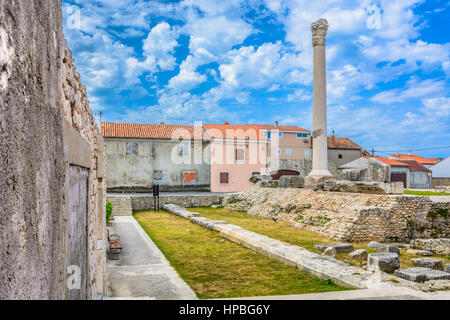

{"left": 390, "top": 154, "right": 440, "bottom": 165}
{"left": 370, "top": 156, "right": 410, "bottom": 167}
{"left": 101, "top": 122, "right": 209, "bottom": 140}
{"left": 328, "top": 137, "right": 364, "bottom": 150}
{"left": 395, "top": 160, "right": 431, "bottom": 172}
{"left": 203, "top": 123, "right": 309, "bottom": 141}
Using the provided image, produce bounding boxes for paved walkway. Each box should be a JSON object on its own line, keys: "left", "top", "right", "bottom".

{"left": 107, "top": 216, "right": 197, "bottom": 300}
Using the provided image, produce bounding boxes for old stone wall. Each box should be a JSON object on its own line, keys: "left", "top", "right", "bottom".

{"left": 0, "top": 1, "right": 107, "bottom": 299}
{"left": 223, "top": 186, "right": 450, "bottom": 242}
{"left": 61, "top": 43, "right": 108, "bottom": 299}
{"left": 131, "top": 194, "right": 224, "bottom": 211}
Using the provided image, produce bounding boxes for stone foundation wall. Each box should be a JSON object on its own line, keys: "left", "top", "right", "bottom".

{"left": 131, "top": 195, "right": 224, "bottom": 211}
{"left": 223, "top": 186, "right": 450, "bottom": 242}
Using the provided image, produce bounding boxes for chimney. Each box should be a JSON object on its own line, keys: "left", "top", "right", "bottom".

{"left": 224, "top": 121, "right": 229, "bottom": 125}
{"left": 275, "top": 121, "right": 279, "bottom": 128}
{"left": 331, "top": 130, "right": 336, "bottom": 144}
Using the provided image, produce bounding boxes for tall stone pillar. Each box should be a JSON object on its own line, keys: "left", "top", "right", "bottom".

{"left": 305, "top": 19, "right": 335, "bottom": 189}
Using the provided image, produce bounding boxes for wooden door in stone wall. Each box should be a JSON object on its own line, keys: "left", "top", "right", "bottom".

{"left": 391, "top": 173, "right": 407, "bottom": 188}
{"left": 67, "top": 165, "right": 89, "bottom": 300}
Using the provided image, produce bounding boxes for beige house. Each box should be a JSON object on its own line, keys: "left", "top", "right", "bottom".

{"left": 327, "top": 135, "right": 366, "bottom": 167}
{"left": 266, "top": 122, "right": 312, "bottom": 161}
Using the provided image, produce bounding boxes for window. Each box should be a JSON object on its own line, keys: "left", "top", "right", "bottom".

{"left": 178, "top": 142, "right": 190, "bottom": 156}
{"left": 252, "top": 172, "right": 260, "bottom": 176}
{"left": 126, "top": 142, "right": 138, "bottom": 155}
{"left": 279, "top": 132, "right": 284, "bottom": 138}
{"left": 297, "top": 133, "right": 308, "bottom": 139}
{"left": 286, "top": 149, "right": 292, "bottom": 156}
{"left": 219, "top": 172, "right": 229, "bottom": 184}
{"left": 276, "top": 149, "right": 282, "bottom": 155}
{"left": 264, "top": 131, "right": 271, "bottom": 140}
{"left": 304, "top": 150, "right": 310, "bottom": 157}
{"left": 235, "top": 147, "right": 245, "bottom": 162}
{"left": 338, "top": 154, "right": 343, "bottom": 159}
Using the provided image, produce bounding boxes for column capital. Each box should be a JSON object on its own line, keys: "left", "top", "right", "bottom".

{"left": 311, "top": 18, "right": 328, "bottom": 46}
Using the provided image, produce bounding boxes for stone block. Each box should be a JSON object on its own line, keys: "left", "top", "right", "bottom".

{"left": 314, "top": 243, "right": 354, "bottom": 253}
{"left": 446, "top": 264, "right": 450, "bottom": 273}
{"left": 338, "top": 157, "right": 391, "bottom": 183}
{"left": 368, "top": 253, "right": 400, "bottom": 273}
{"left": 368, "top": 241, "right": 383, "bottom": 249}
{"left": 410, "top": 238, "right": 450, "bottom": 255}
{"left": 349, "top": 249, "right": 368, "bottom": 260}
{"left": 323, "top": 247, "right": 336, "bottom": 257}
{"left": 406, "top": 249, "right": 433, "bottom": 256}
{"left": 378, "top": 245, "right": 400, "bottom": 255}
{"left": 249, "top": 174, "right": 262, "bottom": 184}
{"left": 411, "top": 258, "right": 444, "bottom": 271}
{"left": 278, "top": 175, "right": 305, "bottom": 188}
{"left": 394, "top": 267, "right": 450, "bottom": 283}
{"left": 305, "top": 175, "right": 337, "bottom": 191}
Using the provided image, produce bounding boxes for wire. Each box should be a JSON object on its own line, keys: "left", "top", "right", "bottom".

{"left": 374, "top": 145, "right": 450, "bottom": 154}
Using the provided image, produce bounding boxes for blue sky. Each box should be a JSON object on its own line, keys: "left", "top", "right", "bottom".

{"left": 62, "top": 0, "right": 449, "bottom": 158}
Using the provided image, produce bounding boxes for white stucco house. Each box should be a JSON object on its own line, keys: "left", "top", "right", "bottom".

{"left": 431, "top": 156, "right": 450, "bottom": 187}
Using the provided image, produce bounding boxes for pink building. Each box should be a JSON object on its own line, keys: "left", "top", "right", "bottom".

{"left": 204, "top": 122, "right": 310, "bottom": 192}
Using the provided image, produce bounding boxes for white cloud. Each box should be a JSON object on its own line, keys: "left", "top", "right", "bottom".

{"left": 421, "top": 97, "right": 450, "bottom": 118}
{"left": 184, "top": 14, "right": 254, "bottom": 63}
{"left": 143, "top": 22, "right": 180, "bottom": 70}
{"left": 167, "top": 56, "right": 207, "bottom": 92}
{"left": 371, "top": 78, "right": 447, "bottom": 104}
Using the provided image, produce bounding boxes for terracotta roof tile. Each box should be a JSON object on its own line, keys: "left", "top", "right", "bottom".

{"left": 390, "top": 154, "right": 440, "bottom": 165}
{"left": 101, "top": 122, "right": 209, "bottom": 140}
{"left": 395, "top": 160, "right": 431, "bottom": 172}
{"left": 203, "top": 123, "right": 309, "bottom": 141}
{"left": 371, "top": 156, "right": 411, "bottom": 167}
{"left": 327, "top": 137, "right": 364, "bottom": 150}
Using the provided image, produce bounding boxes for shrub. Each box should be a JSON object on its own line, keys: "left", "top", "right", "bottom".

{"left": 106, "top": 199, "right": 113, "bottom": 224}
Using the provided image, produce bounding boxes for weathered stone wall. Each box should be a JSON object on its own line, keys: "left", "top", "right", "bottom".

{"left": 267, "top": 159, "right": 338, "bottom": 177}
{"left": 0, "top": 1, "right": 107, "bottom": 299}
{"left": 61, "top": 43, "right": 108, "bottom": 299}
{"left": 223, "top": 186, "right": 450, "bottom": 242}
{"left": 131, "top": 194, "right": 224, "bottom": 211}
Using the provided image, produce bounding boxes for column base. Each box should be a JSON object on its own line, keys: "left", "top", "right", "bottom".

{"left": 305, "top": 171, "right": 337, "bottom": 190}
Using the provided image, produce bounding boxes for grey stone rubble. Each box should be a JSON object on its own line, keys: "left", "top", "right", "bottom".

{"left": 368, "top": 253, "right": 400, "bottom": 273}
{"left": 314, "top": 243, "right": 354, "bottom": 253}
{"left": 394, "top": 268, "right": 450, "bottom": 283}
{"left": 410, "top": 238, "right": 450, "bottom": 255}
{"left": 406, "top": 249, "right": 433, "bottom": 256}
{"left": 446, "top": 264, "right": 450, "bottom": 273}
{"left": 349, "top": 249, "right": 368, "bottom": 260}
{"left": 163, "top": 204, "right": 412, "bottom": 290}
{"left": 411, "top": 258, "right": 444, "bottom": 271}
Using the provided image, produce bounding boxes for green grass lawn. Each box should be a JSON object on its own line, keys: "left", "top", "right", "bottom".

{"left": 189, "top": 207, "right": 450, "bottom": 272}
{"left": 134, "top": 210, "right": 349, "bottom": 299}
{"left": 404, "top": 190, "right": 450, "bottom": 196}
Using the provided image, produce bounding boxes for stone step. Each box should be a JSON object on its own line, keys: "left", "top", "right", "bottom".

{"left": 108, "top": 197, "right": 132, "bottom": 216}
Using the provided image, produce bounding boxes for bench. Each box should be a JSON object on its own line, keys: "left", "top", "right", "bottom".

{"left": 107, "top": 229, "right": 122, "bottom": 260}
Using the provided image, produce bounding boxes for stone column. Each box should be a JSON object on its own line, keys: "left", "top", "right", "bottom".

{"left": 305, "top": 19, "right": 335, "bottom": 189}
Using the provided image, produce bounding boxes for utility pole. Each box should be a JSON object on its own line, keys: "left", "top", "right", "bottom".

{"left": 371, "top": 148, "right": 375, "bottom": 156}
